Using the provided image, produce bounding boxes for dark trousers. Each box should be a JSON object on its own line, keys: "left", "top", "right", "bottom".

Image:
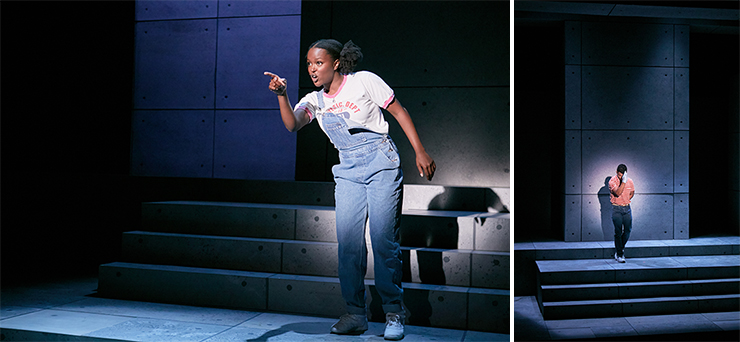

{"left": 612, "top": 204, "right": 632, "bottom": 257}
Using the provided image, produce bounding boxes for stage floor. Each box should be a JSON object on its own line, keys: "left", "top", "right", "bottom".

{"left": 0, "top": 274, "right": 508, "bottom": 342}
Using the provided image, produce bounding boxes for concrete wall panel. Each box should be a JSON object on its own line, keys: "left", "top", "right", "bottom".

{"left": 216, "top": 16, "right": 301, "bottom": 109}
{"left": 213, "top": 110, "right": 296, "bottom": 180}
{"left": 674, "top": 193, "right": 689, "bottom": 239}
{"left": 631, "top": 194, "right": 674, "bottom": 240}
{"left": 674, "top": 131, "right": 689, "bottom": 192}
{"left": 131, "top": 110, "right": 214, "bottom": 177}
{"left": 135, "top": 1, "right": 217, "bottom": 21}
{"left": 582, "top": 66, "right": 674, "bottom": 130}
{"left": 582, "top": 22, "right": 673, "bottom": 66}
{"left": 565, "top": 131, "right": 582, "bottom": 194}
{"left": 218, "top": 0, "right": 301, "bottom": 17}
{"left": 581, "top": 194, "right": 674, "bottom": 241}
{"left": 675, "top": 68, "right": 690, "bottom": 130}
{"left": 564, "top": 195, "right": 582, "bottom": 242}
{"left": 564, "top": 21, "right": 581, "bottom": 65}
{"left": 674, "top": 25, "right": 690, "bottom": 67}
{"left": 581, "top": 195, "right": 613, "bottom": 241}
{"left": 582, "top": 131, "right": 674, "bottom": 194}
{"left": 134, "top": 20, "right": 217, "bottom": 109}
{"left": 388, "top": 87, "right": 510, "bottom": 187}
{"left": 565, "top": 66, "right": 581, "bottom": 129}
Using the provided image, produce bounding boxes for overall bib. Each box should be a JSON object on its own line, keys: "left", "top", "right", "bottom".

{"left": 317, "top": 94, "right": 405, "bottom": 315}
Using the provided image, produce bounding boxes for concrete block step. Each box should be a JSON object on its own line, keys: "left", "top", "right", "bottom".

{"left": 514, "top": 236, "right": 740, "bottom": 296}
{"left": 97, "top": 262, "right": 509, "bottom": 333}
{"left": 140, "top": 201, "right": 509, "bottom": 252}
{"left": 537, "top": 255, "right": 740, "bottom": 285}
{"left": 130, "top": 178, "right": 508, "bottom": 212}
{"left": 540, "top": 294, "right": 740, "bottom": 320}
{"left": 120, "top": 231, "right": 509, "bottom": 289}
{"left": 541, "top": 278, "right": 740, "bottom": 302}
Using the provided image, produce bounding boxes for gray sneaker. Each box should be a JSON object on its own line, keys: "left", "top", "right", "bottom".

{"left": 330, "top": 313, "right": 368, "bottom": 335}
{"left": 384, "top": 312, "right": 404, "bottom": 340}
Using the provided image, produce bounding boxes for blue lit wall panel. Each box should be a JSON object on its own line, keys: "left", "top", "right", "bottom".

{"left": 674, "top": 25, "right": 690, "bottom": 68}
{"left": 565, "top": 66, "right": 581, "bottom": 129}
{"left": 564, "top": 195, "right": 582, "bottom": 242}
{"left": 218, "top": 0, "right": 301, "bottom": 17}
{"left": 582, "top": 22, "right": 673, "bottom": 67}
{"left": 580, "top": 195, "right": 612, "bottom": 241}
{"left": 131, "top": 110, "right": 214, "bottom": 177}
{"left": 564, "top": 21, "right": 581, "bottom": 65}
{"left": 216, "top": 16, "right": 301, "bottom": 109}
{"left": 582, "top": 194, "right": 673, "bottom": 241}
{"left": 674, "top": 193, "right": 689, "bottom": 239}
{"left": 675, "top": 68, "right": 690, "bottom": 130}
{"left": 629, "top": 195, "right": 673, "bottom": 240}
{"left": 582, "top": 131, "right": 674, "bottom": 194}
{"left": 213, "top": 110, "right": 296, "bottom": 180}
{"left": 387, "top": 87, "right": 509, "bottom": 187}
{"left": 582, "top": 66, "right": 674, "bottom": 130}
{"left": 135, "top": 1, "right": 217, "bottom": 21}
{"left": 134, "top": 20, "right": 217, "bottom": 109}
{"left": 674, "top": 131, "right": 689, "bottom": 193}
{"left": 564, "top": 131, "right": 581, "bottom": 194}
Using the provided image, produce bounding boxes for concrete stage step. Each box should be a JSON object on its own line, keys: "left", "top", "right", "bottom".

{"left": 535, "top": 255, "right": 740, "bottom": 319}
{"left": 140, "top": 201, "right": 509, "bottom": 252}
{"left": 515, "top": 236, "right": 740, "bottom": 296}
{"left": 97, "top": 262, "right": 510, "bottom": 333}
{"left": 121, "top": 231, "right": 509, "bottom": 289}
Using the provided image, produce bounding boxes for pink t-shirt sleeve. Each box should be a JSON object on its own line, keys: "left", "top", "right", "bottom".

{"left": 294, "top": 93, "right": 318, "bottom": 123}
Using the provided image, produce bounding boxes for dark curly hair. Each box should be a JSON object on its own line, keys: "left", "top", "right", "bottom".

{"left": 307, "top": 39, "right": 363, "bottom": 75}
{"left": 617, "top": 164, "right": 627, "bottom": 174}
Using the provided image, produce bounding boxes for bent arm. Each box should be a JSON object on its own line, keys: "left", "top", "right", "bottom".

{"left": 612, "top": 181, "right": 626, "bottom": 197}
{"left": 276, "top": 93, "right": 310, "bottom": 132}
{"left": 385, "top": 98, "right": 436, "bottom": 180}
{"left": 265, "top": 71, "right": 310, "bottom": 132}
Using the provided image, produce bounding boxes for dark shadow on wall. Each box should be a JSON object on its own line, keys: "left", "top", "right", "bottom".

{"left": 427, "top": 187, "right": 509, "bottom": 213}
{"left": 599, "top": 177, "right": 613, "bottom": 241}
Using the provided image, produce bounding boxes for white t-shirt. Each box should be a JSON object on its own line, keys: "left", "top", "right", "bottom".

{"left": 294, "top": 71, "right": 395, "bottom": 134}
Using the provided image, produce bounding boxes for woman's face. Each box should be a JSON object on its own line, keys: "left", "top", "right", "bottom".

{"left": 306, "top": 47, "right": 338, "bottom": 89}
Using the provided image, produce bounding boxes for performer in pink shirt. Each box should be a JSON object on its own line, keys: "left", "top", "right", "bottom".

{"left": 608, "top": 164, "right": 635, "bottom": 263}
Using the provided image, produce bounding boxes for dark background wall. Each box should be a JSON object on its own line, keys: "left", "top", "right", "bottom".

{"left": 514, "top": 2, "right": 739, "bottom": 242}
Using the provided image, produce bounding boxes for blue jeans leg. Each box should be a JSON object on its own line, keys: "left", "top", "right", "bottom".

{"left": 335, "top": 168, "right": 369, "bottom": 315}
{"left": 612, "top": 205, "right": 632, "bottom": 257}
{"left": 367, "top": 159, "right": 404, "bottom": 314}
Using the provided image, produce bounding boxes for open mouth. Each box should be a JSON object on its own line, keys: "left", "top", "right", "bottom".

{"left": 311, "top": 74, "right": 319, "bottom": 83}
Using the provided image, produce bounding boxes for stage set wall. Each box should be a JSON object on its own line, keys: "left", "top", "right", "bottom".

{"left": 563, "top": 21, "right": 690, "bottom": 242}
{"left": 515, "top": 15, "right": 739, "bottom": 242}
{"left": 129, "top": 0, "right": 511, "bottom": 197}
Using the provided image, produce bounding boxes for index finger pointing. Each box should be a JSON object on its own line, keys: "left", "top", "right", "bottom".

{"left": 264, "top": 71, "right": 279, "bottom": 79}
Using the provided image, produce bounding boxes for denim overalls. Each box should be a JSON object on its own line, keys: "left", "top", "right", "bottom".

{"left": 317, "top": 94, "right": 405, "bottom": 315}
